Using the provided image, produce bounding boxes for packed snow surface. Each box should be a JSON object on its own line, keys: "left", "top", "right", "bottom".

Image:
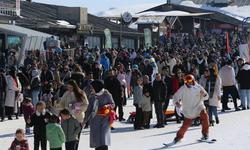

{"left": 1, "top": 98, "right": 250, "bottom": 150}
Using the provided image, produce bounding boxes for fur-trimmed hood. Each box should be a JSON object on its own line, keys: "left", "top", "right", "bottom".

{"left": 89, "top": 89, "right": 109, "bottom": 98}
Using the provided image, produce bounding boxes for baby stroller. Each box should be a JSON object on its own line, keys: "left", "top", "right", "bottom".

{"left": 127, "top": 112, "right": 136, "bottom": 123}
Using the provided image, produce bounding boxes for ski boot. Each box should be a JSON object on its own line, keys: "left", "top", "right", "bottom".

{"left": 173, "top": 137, "right": 181, "bottom": 144}
{"left": 201, "top": 134, "right": 209, "bottom": 140}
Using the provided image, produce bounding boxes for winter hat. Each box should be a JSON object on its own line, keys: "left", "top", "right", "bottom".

{"left": 132, "top": 64, "right": 138, "bottom": 69}
{"left": 91, "top": 80, "right": 104, "bottom": 93}
{"left": 32, "top": 70, "right": 40, "bottom": 77}
{"left": 118, "top": 65, "right": 123, "bottom": 71}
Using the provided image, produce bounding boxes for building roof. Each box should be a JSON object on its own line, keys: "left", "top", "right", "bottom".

{"left": 139, "top": 3, "right": 243, "bottom": 26}
{"left": 182, "top": 0, "right": 250, "bottom": 7}
{"left": 1, "top": 0, "right": 143, "bottom": 35}
{"left": 0, "top": 23, "right": 52, "bottom": 37}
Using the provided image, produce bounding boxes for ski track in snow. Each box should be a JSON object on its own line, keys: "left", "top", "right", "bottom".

{"left": 1, "top": 98, "right": 250, "bottom": 150}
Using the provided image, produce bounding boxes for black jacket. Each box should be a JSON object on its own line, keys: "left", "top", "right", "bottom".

{"left": 153, "top": 80, "right": 167, "bottom": 102}
{"left": 0, "top": 73, "right": 7, "bottom": 93}
{"left": 142, "top": 65, "right": 153, "bottom": 81}
{"left": 143, "top": 81, "right": 153, "bottom": 101}
{"left": 28, "top": 111, "right": 51, "bottom": 135}
{"left": 30, "top": 77, "right": 41, "bottom": 91}
{"left": 71, "top": 72, "right": 85, "bottom": 89}
{"left": 163, "top": 75, "right": 173, "bottom": 97}
{"left": 238, "top": 65, "right": 250, "bottom": 89}
{"left": 104, "top": 76, "right": 122, "bottom": 101}
{"left": 41, "top": 70, "right": 54, "bottom": 90}
{"left": 130, "top": 70, "right": 142, "bottom": 87}
{"left": 81, "top": 63, "right": 92, "bottom": 74}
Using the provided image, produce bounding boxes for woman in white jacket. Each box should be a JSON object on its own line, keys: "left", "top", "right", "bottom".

{"left": 205, "top": 68, "right": 221, "bottom": 126}
{"left": 5, "top": 69, "right": 22, "bottom": 120}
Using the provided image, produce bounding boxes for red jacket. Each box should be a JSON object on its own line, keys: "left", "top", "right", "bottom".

{"left": 173, "top": 74, "right": 185, "bottom": 95}
{"left": 10, "top": 138, "right": 29, "bottom": 150}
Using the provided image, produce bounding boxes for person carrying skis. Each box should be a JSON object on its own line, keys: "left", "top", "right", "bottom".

{"left": 172, "top": 75, "right": 209, "bottom": 143}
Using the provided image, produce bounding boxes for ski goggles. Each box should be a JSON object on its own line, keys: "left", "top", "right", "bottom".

{"left": 184, "top": 79, "right": 193, "bottom": 83}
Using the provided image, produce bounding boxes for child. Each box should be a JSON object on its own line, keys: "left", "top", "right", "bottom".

{"left": 27, "top": 101, "right": 51, "bottom": 150}
{"left": 60, "top": 109, "right": 81, "bottom": 150}
{"left": 8, "top": 128, "right": 29, "bottom": 150}
{"left": 142, "top": 91, "right": 152, "bottom": 129}
{"left": 22, "top": 97, "right": 35, "bottom": 135}
{"left": 46, "top": 115, "right": 65, "bottom": 150}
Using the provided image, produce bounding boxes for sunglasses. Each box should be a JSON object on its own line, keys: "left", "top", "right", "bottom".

{"left": 184, "top": 79, "right": 193, "bottom": 83}
{"left": 177, "top": 72, "right": 182, "bottom": 74}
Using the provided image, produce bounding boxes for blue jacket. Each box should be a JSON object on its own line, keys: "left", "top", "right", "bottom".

{"left": 101, "top": 57, "right": 110, "bottom": 71}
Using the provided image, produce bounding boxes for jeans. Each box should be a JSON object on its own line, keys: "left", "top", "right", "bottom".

{"left": 32, "top": 91, "right": 39, "bottom": 106}
{"left": 240, "top": 89, "right": 250, "bottom": 107}
{"left": 208, "top": 106, "right": 218, "bottom": 121}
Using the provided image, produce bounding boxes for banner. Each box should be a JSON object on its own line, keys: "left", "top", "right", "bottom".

{"left": 104, "top": 28, "right": 112, "bottom": 49}
{"left": 194, "top": 22, "right": 200, "bottom": 28}
{"left": 239, "top": 44, "right": 250, "bottom": 62}
{"left": 144, "top": 28, "right": 152, "bottom": 48}
{"left": 227, "top": 33, "right": 229, "bottom": 54}
{"left": 167, "top": 22, "right": 171, "bottom": 39}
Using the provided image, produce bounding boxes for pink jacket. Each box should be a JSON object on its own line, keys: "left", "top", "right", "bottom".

{"left": 10, "top": 138, "right": 29, "bottom": 150}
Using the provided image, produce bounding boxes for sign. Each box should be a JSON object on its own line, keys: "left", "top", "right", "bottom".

{"left": 144, "top": 28, "right": 152, "bottom": 48}
{"left": 77, "top": 24, "right": 93, "bottom": 35}
{"left": 16, "top": 0, "right": 20, "bottom": 16}
{"left": 8, "top": 36, "right": 18, "bottom": 43}
{"left": 104, "top": 29, "right": 112, "bottom": 49}
{"left": 194, "top": 22, "right": 200, "bottom": 28}
{"left": 152, "top": 26, "right": 158, "bottom": 32}
{"left": 211, "top": 24, "right": 234, "bottom": 29}
{"left": 46, "top": 39, "right": 60, "bottom": 51}
{"left": 123, "top": 12, "right": 132, "bottom": 23}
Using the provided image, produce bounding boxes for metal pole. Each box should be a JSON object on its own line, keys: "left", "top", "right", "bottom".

{"left": 120, "top": 13, "right": 123, "bottom": 47}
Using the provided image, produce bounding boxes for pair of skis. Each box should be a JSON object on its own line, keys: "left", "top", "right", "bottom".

{"left": 163, "top": 139, "right": 216, "bottom": 147}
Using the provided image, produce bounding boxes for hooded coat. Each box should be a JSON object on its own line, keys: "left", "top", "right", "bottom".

{"left": 84, "top": 89, "right": 115, "bottom": 148}
{"left": 46, "top": 123, "right": 65, "bottom": 148}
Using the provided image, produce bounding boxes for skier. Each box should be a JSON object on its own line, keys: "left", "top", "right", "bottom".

{"left": 172, "top": 75, "right": 209, "bottom": 143}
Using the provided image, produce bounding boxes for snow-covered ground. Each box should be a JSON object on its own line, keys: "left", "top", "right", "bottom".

{"left": 1, "top": 97, "right": 250, "bottom": 150}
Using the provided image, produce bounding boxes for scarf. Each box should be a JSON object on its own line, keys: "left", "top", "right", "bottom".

{"left": 205, "top": 76, "right": 216, "bottom": 99}
{"left": 92, "top": 88, "right": 104, "bottom": 119}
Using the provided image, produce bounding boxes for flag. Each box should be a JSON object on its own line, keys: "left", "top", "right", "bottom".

{"left": 227, "top": 33, "right": 229, "bottom": 54}
{"left": 194, "top": 22, "right": 200, "bottom": 28}
{"left": 104, "top": 29, "right": 112, "bottom": 48}
{"left": 144, "top": 28, "right": 152, "bottom": 48}
{"left": 167, "top": 22, "right": 171, "bottom": 39}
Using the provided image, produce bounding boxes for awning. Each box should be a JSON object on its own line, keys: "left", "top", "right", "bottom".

{"left": 0, "top": 24, "right": 52, "bottom": 37}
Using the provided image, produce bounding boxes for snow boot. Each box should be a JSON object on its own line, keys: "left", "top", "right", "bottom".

{"left": 209, "top": 120, "right": 214, "bottom": 126}
{"left": 215, "top": 117, "right": 219, "bottom": 124}
{"left": 201, "top": 134, "right": 209, "bottom": 140}
{"left": 173, "top": 137, "right": 181, "bottom": 143}
{"left": 25, "top": 128, "right": 32, "bottom": 135}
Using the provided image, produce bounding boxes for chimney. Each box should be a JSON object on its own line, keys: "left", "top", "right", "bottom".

{"left": 26, "top": 0, "right": 32, "bottom": 2}
{"left": 57, "top": 7, "right": 88, "bottom": 25}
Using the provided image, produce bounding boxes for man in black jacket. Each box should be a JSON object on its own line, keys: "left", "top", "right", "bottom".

{"left": 162, "top": 66, "right": 173, "bottom": 113}
{"left": 142, "top": 59, "right": 153, "bottom": 81}
{"left": 172, "top": 59, "right": 186, "bottom": 75}
{"left": 41, "top": 64, "right": 54, "bottom": 95}
{"left": 104, "top": 70, "right": 125, "bottom": 122}
{"left": 0, "top": 68, "right": 7, "bottom": 122}
{"left": 152, "top": 73, "right": 167, "bottom": 128}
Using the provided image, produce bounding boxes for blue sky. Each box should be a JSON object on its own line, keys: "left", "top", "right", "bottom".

{"left": 32, "top": 0, "right": 164, "bottom": 14}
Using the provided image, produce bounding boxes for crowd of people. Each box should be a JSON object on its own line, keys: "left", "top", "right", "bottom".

{"left": 0, "top": 30, "right": 250, "bottom": 150}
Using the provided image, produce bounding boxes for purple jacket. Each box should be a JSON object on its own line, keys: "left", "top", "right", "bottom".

{"left": 10, "top": 138, "right": 29, "bottom": 150}
{"left": 22, "top": 104, "right": 35, "bottom": 122}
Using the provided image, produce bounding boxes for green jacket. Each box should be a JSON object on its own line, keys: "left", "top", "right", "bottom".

{"left": 61, "top": 115, "right": 81, "bottom": 142}
{"left": 46, "top": 123, "right": 65, "bottom": 148}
